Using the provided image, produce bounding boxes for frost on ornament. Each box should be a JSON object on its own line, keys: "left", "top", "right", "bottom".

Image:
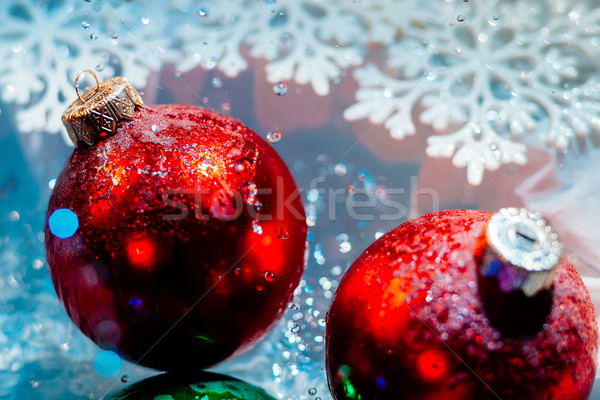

{"left": 0, "top": 0, "right": 176, "bottom": 142}
{"left": 344, "top": 0, "right": 600, "bottom": 185}
{"left": 173, "top": 0, "right": 372, "bottom": 96}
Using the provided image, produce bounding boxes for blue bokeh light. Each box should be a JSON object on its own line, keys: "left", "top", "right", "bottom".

{"left": 93, "top": 350, "right": 122, "bottom": 378}
{"left": 48, "top": 208, "right": 79, "bottom": 239}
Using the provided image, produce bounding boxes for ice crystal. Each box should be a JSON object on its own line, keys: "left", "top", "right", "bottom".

{"left": 345, "top": 0, "right": 600, "bottom": 185}
{"left": 0, "top": 0, "right": 175, "bottom": 142}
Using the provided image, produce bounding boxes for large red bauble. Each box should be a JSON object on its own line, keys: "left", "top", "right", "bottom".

{"left": 326, "top": 210, "right": 597, "bottom": 400}
{"left": 46, "top": 105, "right": 308, "bottom": 370}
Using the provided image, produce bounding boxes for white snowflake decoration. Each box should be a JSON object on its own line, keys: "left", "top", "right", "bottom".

{"left": 1, "top": 0, "right": 599, "bottom": 184}
{"left": 0, "top": 0, "right": 175, "bottom": 143}
{"left": 173, "top": 0, "right": 378, "bottom": 96}
{"left": 344, "top": 0, "right": 600, "bottom": 184}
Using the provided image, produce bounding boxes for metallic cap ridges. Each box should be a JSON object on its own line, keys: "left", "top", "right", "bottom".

{"left": 482, "top": 207, "right": 562, "bottom": 297}
{"left": 62, "top": 70, "right": 144, "bottom": 146}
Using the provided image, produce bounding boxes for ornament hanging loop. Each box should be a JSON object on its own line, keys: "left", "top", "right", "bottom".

{"left": 75, "top": 69, "right": 101, "bottom": 103}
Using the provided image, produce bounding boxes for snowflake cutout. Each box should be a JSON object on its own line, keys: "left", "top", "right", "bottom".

{"left": 344, "top": 0, "right": 600, "bottom": 185}
{"left": 0, "top": 0, "right": 176, "bottom": 142}
{"left": 173, "top": 0, "right": 385, "bottom": 96}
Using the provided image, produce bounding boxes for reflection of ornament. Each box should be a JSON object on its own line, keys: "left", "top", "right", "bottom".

{"left": 345, "top": 0, "right": 600, "bottom": 185}
{"left": 109, "top": 370, "right": 277, "bottom": 400}
{"left": 326, "top": 209, "right": 597, "bottom": 399}
{"left": 45, "top": 72, "right": 308, "bottom": 370}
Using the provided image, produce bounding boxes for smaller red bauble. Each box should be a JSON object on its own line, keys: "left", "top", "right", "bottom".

{"left": 46, "top": 95, "right": 307, "bottom": 370}
{"left": 326, "top": 209, "right": 598, "bottom": 400}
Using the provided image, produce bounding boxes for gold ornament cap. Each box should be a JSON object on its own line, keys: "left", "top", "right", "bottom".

{"left": 62, "top": 70, "right": 144, "bottom": 146}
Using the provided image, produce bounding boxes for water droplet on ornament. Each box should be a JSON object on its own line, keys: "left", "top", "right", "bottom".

{"left": 252, "top": 220, "right": 263, "bottom": 234}
{"left": 95, "top": 64, "right": 105, "bottom": 72}
{"left": 266, "top": 131, "right": 282, "bottom": 143}
{"left": 49, "top": 208, "right": 79, "bottom": 239}
{"left": 90, "top": 33, "right": 98, "bottom": 41}
{"left": 234, "top": 163, "right": 245, "bottom": 173}
{"left": 273, "top": 81, "right": 288, "bottom": 96}
{"left": 245, "top": 182, "right": 258, "bottom": 205}
{"left": 151, "top": 124, "right": 160, "bottom": 132}
{"left": 198, "top": 7, "right": 208, "bottom": 17}
{"left": 121, "top": 374, "right": 129, "bottom": 383}
{"left": 291, "top": 324, "right": 301, "bottom": 333}
{"left": 265, "top": 272, "right": 275, "bottom": 282}
{"left": 234, "top": 267, "right": 242, "bottom": 275}
{"left": 308, "top": 387, "right": 317, "bottom": 396}
{"left": 141, "top": 16, "right": 150, "bottom": 24}
{"left": 82, "top": 21, "right": 90, "bottom": 29}
{"left": 276, "top": 227, "right": 289, "bottom": 239}
{"left": 457, "top": 14, "right": 465, "bottom": 22}
{"left": 211, "top": 77, "right": 223, "bottom": 88}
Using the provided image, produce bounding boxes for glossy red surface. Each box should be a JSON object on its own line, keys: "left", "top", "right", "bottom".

{"left": 46, "top": 105, "right": 308, "bottom": 370}
{"left": 326, "top": 210, "right": 598, "bottom": 400}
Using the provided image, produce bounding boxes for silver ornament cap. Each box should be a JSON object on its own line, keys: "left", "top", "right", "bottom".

{"left": 481, "top": 207, "right": 562, "bottom": 297}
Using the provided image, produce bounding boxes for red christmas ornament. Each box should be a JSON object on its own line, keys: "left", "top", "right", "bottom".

{"left": 46, "top": 71, "right": 308, "bottom": 370}
{"left": 326, "top": 209, "right": 598, "bottom": 400}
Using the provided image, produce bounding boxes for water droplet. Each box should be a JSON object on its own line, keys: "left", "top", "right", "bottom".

{"left": 198, "top": 7, "right": 209, "bottom": 17}
{"left": 111, "top": 33, "right": 119, "bottom": 40}
{"left": 121, "top": 374, "right": 129, "bottom": 383}
{"left": 90, "top": 33, "right": 98, "bottom": 41}
{"left": 141, "top": 16, "right": 150, "bottom": 24}
{"left": 234, "top": 267, "right": 242, "bottom": 275}
{"left": 9, "top": 210, "right": 20, "bottom": 222}
{"left": 291, "top": 324, "right": 301, "bottom": 333}
{"left": 308, "top": 388, "right": 317, "bottom": 396}
{"left": 252, "top": 220, "right": 263, "bottom": 234}
{"left": 273, "top": 81, "right": 288, "bottom": 96}
{"left": 245, "top": 182, "right": 258, "bottom": 205}
{"left": 48, "top": 178, "right": 57, "bottom": 189}
{"left": 266, "top": 131, "right": 282, "bottom": 143}
{"left": 151, "top": 124, "right": 160, "bottom": 133}
{"left": 95, "top": 64, "right": 105, "bottom": 72}
{"left": 221, "top": 102, "right": 231, "bottom": 112}
{"left": 234, "top": 163, "right": 245, "bottom": 173}
{"left": 276, "top": 227, "right": 289, "bottom": 239}
{"left": 211, "top": 77, "right": 223, "bottom": 88}
{"left": 265, "top": 272, "right": 275, "bottom": 282}
{"left": 457, "top": 14, "right": 465, "bottom": 22}
{"left": 82, "top": 21, "right": 90, "bottom": 29}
